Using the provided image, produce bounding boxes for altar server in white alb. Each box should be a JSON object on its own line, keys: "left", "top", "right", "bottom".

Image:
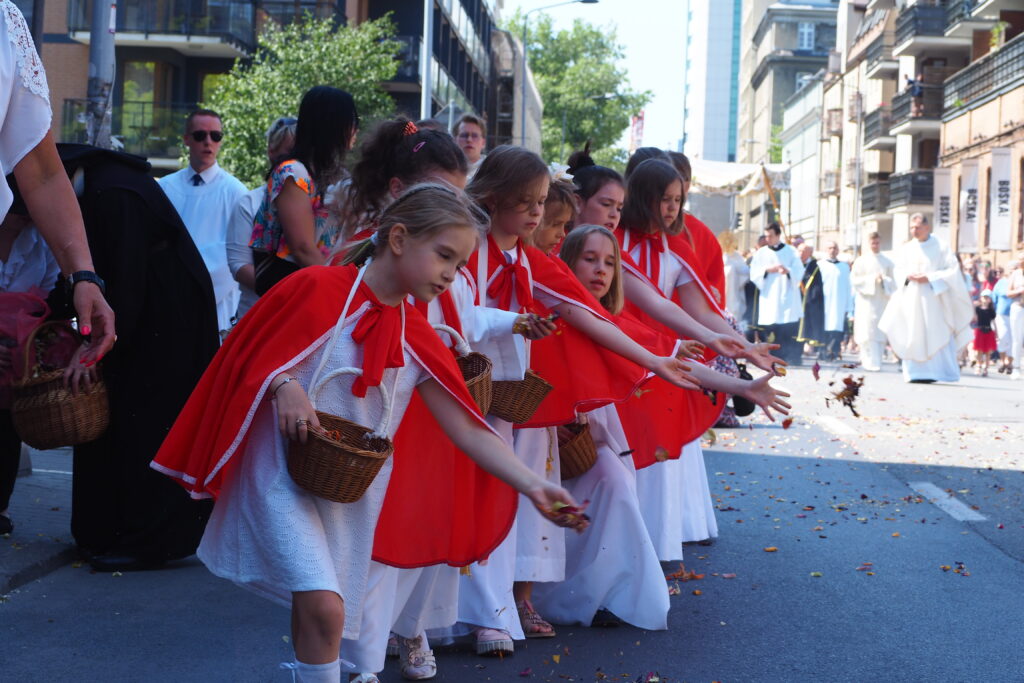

{"left": 851, "top": 231, "right": 895, "bottom": 371}
{"left": 879, "top": 213, "right": 973, "bottom": 383}
{"left": 817, "top": 240, "right": 852, "bottom": 359}
{"left": 159, "top": 109, "right": 245, "bottom": 336}
{"left": 749, "top": 222, "right": 804, "bottom": 364}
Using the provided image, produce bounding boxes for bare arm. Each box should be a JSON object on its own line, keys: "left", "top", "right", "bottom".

{"left": 552, "top": 301, "right": 700, "bottom": 391}
{"left": 277, "top": 179, "right": 325, "bottom": 268}
{"left": 418, "top": 379, "right": 586, "bottom": 530}
{"left": 235, "top": 264, "right": 256, "bottom": 290}
{"left": 623, "top": 271, "right": 746, "bottom": 358}
{"left": 684, "top": 362, "right": 791, "bottom": 421}
{"left": 14, "top": 132, "right": 115, "bottom": 363}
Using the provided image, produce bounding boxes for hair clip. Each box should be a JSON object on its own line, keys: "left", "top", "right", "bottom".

{"left": 548, "top": 162, "right": 574, "bottom": 183}
{"left": 412, "top": 141, "right": 426, "bottom": 153}
{"left": 403, "top": 121, "right": 419, "bottom": 136}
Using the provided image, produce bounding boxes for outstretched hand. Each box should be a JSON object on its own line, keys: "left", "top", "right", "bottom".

{"left": 741, "top": 372, "right": 792, "bottom": 422}
{"left": 653, "top": 356, "right": 703, "bottom": 392}
{"left": 705, "top": 333, "right": 746, "bottom": 358}
{"left": 675, "top": 339, "right": 706, "bottom": 361}
{"left": 743, "top": 342, "right": 785, "bottom": 373}
{"left": 525, "top": 482, "right": 590, "bottom": 533}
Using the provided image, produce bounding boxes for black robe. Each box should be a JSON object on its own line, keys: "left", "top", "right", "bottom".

{"left": 51, "top": 145, "right": 220, "bottom": 560}
{"left": 797, "top": 258, "right": 826, "bottom": 347}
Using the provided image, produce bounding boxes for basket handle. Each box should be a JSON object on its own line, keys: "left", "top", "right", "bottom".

{"left": 432, "top": 324, "right": 471, "bottom": 357}
{"left": 19, "top": 320, "right": 78, "bottom": 382}
{"left": 309, "top": 366, "right": 396, "bottom": 438}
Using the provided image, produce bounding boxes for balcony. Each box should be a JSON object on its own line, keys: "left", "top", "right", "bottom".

{"left": 846, "top": 159, "right": 862, "bottom": 188}
{"left": 820, "top": 170, "right": 840, "bottom": 197}
{"left": 392, "top": 35, "right": 422, "bottom": 82}
{"left": 890, "top": 86, "right": 944, "bottom": 137}
{"left": 68, "top": 0, "right": 255, "bottom": 57}
{"left": 848, "top": 91, "right": 863, "bottom": 122}
{"left": 864, "top": 107, "right": 895, "bottom": 150}
{"left": 861, "top": 181, "right": 891, "bottom": 218}
{"left": 945, "top": 0, "right": 993, "bottom": 39}
{"left": 822, "top": 108, "right": 843, "bottom": 139}
{"left": 888, "top": 170, "right": 934, "bottom": 209}
{"left": 865, "top": 34, "right": 898, "bottom": 79}
{"left": 944, "top": 31, "right": 1024, "bottom": 117}
{"left": 62, "top": 99, "right": 193, "bottom": 165}
{"left": 893, "top": 3, "right": 971, "bottom": 57}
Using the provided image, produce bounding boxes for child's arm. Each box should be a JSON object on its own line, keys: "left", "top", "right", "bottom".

{"left": 684, "top": 362, "right": 791, "bottom": 422}
{"left": 417, "top": 379, "right": 587, "bottom": 530}
{"left": 674, "top": 281, "right": 785, "bottom": 373}
{"left": 552, "top": 301, "right": 702, "bottom": 392}
{"left": 270, "top": 371, "right": 322, "bottom": 444}
{"left": 623, "top": 271, "right": 746, "bottom": 358}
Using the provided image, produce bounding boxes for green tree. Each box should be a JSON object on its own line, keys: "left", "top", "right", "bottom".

{"left": 512, "top": 13, "right": 651, "bottom": 165}
{"left": 202, "top": 15, "right": 401, "bottom": 187}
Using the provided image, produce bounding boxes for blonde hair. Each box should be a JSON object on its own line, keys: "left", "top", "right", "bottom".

{"left": 717, "top": 230, "right": 739, "bottom": 253}
{"left": 558, "top": 225, "right": 625, "bottom": 315}
{"left": 342, "top": 183, "right": 485, "bottom": 266}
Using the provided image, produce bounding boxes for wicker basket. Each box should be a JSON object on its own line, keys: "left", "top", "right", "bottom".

{"left": 434, "top": 324, "right": 493, "bottom": 415}
{"left": 488, "top": 369, "right": 553, "bottom": 424}
{"left": 11, "top": 321, "right": 109, "bottom": 450}
{"left": 287, "top": 367, "right": 394, "bottom": 504}
{"left": 558, "top": 421, "right": 598, "bottom": 480}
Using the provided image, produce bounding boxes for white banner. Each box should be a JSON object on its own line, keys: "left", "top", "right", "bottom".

{"left": 933, "top": 167, "right": 953, "bottom": 243}
{"left": 988, "top": 148, "right": 1013, "bottom": 251}
{"left": 958, "top": 160, "right": 979, "bottom": 252}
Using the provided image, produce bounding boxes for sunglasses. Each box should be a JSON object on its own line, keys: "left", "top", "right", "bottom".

{"left": 190, "top": 130, "right": 224, "bottom": 142}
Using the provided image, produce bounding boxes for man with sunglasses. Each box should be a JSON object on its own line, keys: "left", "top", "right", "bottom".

{"left": 159, "top": 109, "right": 245, "bottom": 338}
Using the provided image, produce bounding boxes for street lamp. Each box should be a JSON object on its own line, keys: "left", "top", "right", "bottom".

{"left": 520, "top": 0, "right": 599, "bottom": 149}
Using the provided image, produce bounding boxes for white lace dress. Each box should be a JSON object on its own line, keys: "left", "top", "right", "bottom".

{"left": 198, "top": 304, "right": 427, "bottom": 640}
{"left": 0, "top": 0, "right": 52, "bottom": 220}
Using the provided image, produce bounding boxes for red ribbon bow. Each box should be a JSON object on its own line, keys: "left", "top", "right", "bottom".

{"left": 486, "top": 240, "right": 533, "bottom": 311}
{"left": 350, "top": 286, "right": 406, "bottom": 397}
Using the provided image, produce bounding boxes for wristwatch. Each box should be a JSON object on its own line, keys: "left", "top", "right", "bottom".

{"left": 66, "top": 270, "right": 107, "bottom": 295}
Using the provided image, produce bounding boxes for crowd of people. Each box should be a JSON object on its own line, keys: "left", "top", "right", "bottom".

{"left": 722, "top": 215, "right": 1022, "bottom": 385}
{"left": 1, "top": 3, "right": 1021, "bottom": 679}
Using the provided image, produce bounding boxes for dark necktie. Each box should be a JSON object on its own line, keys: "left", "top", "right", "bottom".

{"left": 191, "top": 173, "right": 204, "bottom": 186}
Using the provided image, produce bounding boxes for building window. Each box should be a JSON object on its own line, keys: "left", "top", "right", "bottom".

{"left": 797, "top": 22, "right": 815, "bottom": 51}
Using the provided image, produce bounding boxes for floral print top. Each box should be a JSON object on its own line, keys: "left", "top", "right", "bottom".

{"left": 249, "top": 159, "right": 336, "bottom": 259}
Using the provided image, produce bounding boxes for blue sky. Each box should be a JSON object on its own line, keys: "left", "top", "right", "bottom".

{"left": 503, "top": 0, "right": 688, "bottom": 153}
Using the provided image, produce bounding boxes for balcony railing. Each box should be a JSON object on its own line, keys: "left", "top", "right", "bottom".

{"left": 895, "top": 3, "right": 947, "bottom": 46}
{"left": 865, "top": 34, "right": 895, "bottom": 73}
{"left": 820, "top": 170, "right": 840, "bottom": 197}
{"left": 68, "top": 0, "right": 255, "bottom": 50}
{"left": 944, "top": 31, "right": 1024, "bottom": 114}
{"left": 62, "top": 99, "right": 193, "bottom": 159}
{"left": 864, "top": 107, "right": 892, "bottom": 144}
{"left": 861, "top": 181, "right": 890, "bottom": 216}
{"left": 946, "top": 0, "right": 979, "bottom": 30}
{"left": 892, "top": 85, "right": 944, "bottom": 126}
{"left": 257, "top": 1, "right": 341, "bottom": 30}
{"left": 848, "top": 91, "right": 863, "bottom": 122}
{"left": 846, "top": 159, "right": 862, "bottom": 188}
{"left": 823, "top": 108, "right": 843, "bottom": 138}
{"left": 888, "top": 170, "right": 934, "bottom": 208}
{"left": 391, "top": 35, "right": 422, "bottom": 82}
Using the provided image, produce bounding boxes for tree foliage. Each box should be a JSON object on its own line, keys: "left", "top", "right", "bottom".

{"left": 202, "top": 16, "right": 401, "bottom": 187}
{"left": 511, "top": 13, "right": 651, "bottom": 166}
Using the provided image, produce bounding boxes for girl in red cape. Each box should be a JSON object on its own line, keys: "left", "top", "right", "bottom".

{"left": 151, "top": 185, "right": 585, "bottom": 683}
{"left": 453, "top": 146, "right": 698, "bottom": 655}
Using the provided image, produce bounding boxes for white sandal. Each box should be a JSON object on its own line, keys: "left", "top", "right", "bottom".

{"left": 398, "top": 632, "right": 437, "bottom": 680}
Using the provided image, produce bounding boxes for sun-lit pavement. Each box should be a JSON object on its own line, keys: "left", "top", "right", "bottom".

{"left": 2, "top": 360, "right": 1023, "bottom": 682}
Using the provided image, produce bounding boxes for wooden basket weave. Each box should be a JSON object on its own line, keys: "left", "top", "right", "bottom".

{"left": 434, "top": 324, "right": 493, "bottom": 415}
{"left": 11, "top": 322, "right": 109, "bottom": 450}
{"left": 287, "top": 368, "right": 394, "bottom": 504}
{"left": 558, "top": 421, "right": 598, "bottom": 480}
{"left": 488, "top": 369, "right": 553, "bottom": 424}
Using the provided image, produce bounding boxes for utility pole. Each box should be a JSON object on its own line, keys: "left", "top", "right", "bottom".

{"left": 86, "top": 0, "right": 116, "bottom": 149}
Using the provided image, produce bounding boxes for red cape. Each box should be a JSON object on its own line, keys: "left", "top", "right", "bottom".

{"left": 612, "top": 228, "right": 725, "bottom": 467}
{"left": 151, "top": 265, "right": 517, "bottom": 568}
{"left": 469, "top": 238, "right": 653, "bottom": 428}
{"left": 684, "top": 213, "right": 726, "bottom": 309}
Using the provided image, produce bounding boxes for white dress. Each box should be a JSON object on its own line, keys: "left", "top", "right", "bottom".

{"left": 532, "top": 405, "right": 670, "bottom": 630}
{"left": 197, "top": 302, "right": 426, "bottom": 641}
{"left": 0, "top": 0, "right": 52, "bottom": 222}
{"left": 513, "top": 425, "right": 564, "bottom": 582}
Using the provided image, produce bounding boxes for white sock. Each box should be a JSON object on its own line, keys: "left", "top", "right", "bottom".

{"left": 280, "top": 658, "right": 341, "bottom": 683}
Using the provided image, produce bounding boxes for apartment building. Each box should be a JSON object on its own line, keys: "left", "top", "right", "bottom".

{"left": 780, "top": 73, "right": 824, "bottom": 243}
{"left": 736, "top": 0, "right": 837, "bottom": 247}
{"left": 938, "top": 0, "right": 1024, "bottom": 265}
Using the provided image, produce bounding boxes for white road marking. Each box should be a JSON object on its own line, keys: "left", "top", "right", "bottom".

{"left": 32, "top": 468, "right": 72, "bottom": 475}
{"left": 815, "top": 415, "right": 857, "bottom": 436}
{"left": 908, "top": 482, "right": 987, "bottom": 522}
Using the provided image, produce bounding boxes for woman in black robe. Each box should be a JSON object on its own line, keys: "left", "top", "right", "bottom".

{"left": 49, "top": 145, "right": 220, "bottom": 571}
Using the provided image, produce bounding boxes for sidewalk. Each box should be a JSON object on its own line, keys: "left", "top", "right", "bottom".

{"left": 0, "top": 448, "right": 76, "bottom": 595}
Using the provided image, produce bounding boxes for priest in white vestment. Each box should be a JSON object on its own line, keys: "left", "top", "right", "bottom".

{"left": 749, "top": 223, "right": 805, "bottom": 364}
{"left": 879, "top": 214, "right": 973, "bottom": 383}
{"left": 851, "top": 232, "right": 895, "bottom": 371}
{"left": 159, "top": 109, "right": 245, "bottom": 336}
{"left": 818, "top": 241, "right": 852, "bottom": 359}
{"left": 720, "top": 230, "right": 749, "bottom": 329}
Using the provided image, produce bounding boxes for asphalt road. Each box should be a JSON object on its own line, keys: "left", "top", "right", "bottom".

{"left": 3, "top": 360, "right": 1023, "bottom": 682}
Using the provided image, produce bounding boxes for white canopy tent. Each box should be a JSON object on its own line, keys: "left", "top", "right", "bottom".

{"left": 687, "top": 159, "right": 791, "bottom": 198}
